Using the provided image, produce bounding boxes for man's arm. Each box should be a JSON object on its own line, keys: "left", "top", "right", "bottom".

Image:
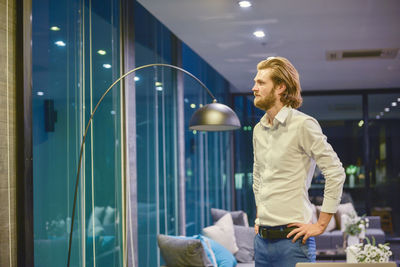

{"left": 287, "top": 211, "right": 333, "bottom": 243}
{"left": 287, "top": 118, "right": 345, "bottom": 244}
{"left": 253, "top": 131, "right": 261, "bottom": 234}
{"left": 254, "top": 207, "right": 259, "bottom": 234}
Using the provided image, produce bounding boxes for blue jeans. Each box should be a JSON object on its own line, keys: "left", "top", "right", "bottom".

{"left": 254, "top": 234, "right": 316, "bottom": 267}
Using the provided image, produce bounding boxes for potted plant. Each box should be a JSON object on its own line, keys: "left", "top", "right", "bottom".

{"left": 346, "top": 237, "right": 392, "bottom": 263}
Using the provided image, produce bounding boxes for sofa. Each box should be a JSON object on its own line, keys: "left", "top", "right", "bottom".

{"left": 158, "top": 208, "right": 256, "bottom": 267}
{"left": 311, "top": 201, "right": 386, "bottom": 252}
{"left": 157, "top": 206, "right": 386, "bottom": 267}
{"left": 315, "top": 215, "right": 385, "bottom": 251}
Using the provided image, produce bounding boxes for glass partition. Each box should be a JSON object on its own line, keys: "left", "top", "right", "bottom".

{"left": 134, "top": 3, "right": 178, "bottom": 267}
{"left": 300, "top": 95, "right": 365, "bottom": 212}
{"left": 233, "top": 95, "right": 263, "bottom": 225}
{"left": 182, "top": 44, "right": 233, "bottom": 236}
{"left": 32, "top": 0, "right": 123, "bottom": 266}
{"left": 368, "top": 93, "right": 400, "bottom": 235}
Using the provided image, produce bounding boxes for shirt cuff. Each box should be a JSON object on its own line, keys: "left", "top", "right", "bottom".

{"left": 321, "top": 198, "right": 340, "bottom": 213}
{"left": 255, "top": 218, "right": 260, "bottom": 226}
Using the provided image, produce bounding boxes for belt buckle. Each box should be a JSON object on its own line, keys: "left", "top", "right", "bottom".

{"left": 260, "top": 227, "right": 268, "bottom": 239}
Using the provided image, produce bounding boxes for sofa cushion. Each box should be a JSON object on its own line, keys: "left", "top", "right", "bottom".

{"left": 335, "top": 203, "right": 356, "bottom": 229}
{"left": 365, "top": 229, "right": 385, "bottom": 244}
{"left": 195, "top": 235, "right": 218, "bottom": 267}
{"left": 203, "top": 236, "right": 237, "bottom": 267}
{"left": 157, "top": 234, "right": 213, "bottom": 267}
{"left": 314, "top": 232, "right": 332, "bottom": 250}
{"left": 330, "top": 230, "right": 344, "bottom": 249}
{"left": 367, "top": 216, "right": 381, "bottom": 229}
{"left": 203, "top": 213, "right": 239, "bottom": 254}
{"left": 233, "top": 226, "right": 255, "bottom": 262}
{"left": 211, "top": 208, "right": 249, "bottom": 227}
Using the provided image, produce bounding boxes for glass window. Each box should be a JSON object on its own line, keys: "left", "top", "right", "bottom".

{"left": 182, "top": 44, "right": 233, "bottom": 236}
{"left": 233, "top": 95, "right": 263, "bottom": 225}
{"left": 32, "top": 0, "right": 123, "bottom": 266}
{"left": 134, "top": 3, "right": 178, "bottom": 267}
{"left": 300, "top": 95, "right": 365, "bottom": 212}
{"left": 368, "top": 93, "right": 400, "bottom": 235}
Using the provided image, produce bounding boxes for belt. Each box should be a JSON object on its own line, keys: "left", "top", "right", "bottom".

{"left": 258, "top": 225, "right": 297, "bottom": 239}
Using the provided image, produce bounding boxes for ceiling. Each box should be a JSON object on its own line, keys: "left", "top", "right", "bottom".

{"left": 137, "top": 0, "right": 400, "bottom": 93}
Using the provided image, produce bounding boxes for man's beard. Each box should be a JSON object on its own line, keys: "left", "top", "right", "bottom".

{"left": 254, "top": 86, "right": 276, "bottom": 111}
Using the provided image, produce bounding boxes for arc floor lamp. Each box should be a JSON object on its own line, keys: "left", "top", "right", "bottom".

{"left": 66, "top": 63, "right": 241, "bottom": 266}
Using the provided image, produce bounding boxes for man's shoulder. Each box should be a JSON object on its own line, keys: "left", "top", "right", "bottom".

{"left": 290, "top": 109, "right": 316, "bottom": 123}
{"left": 254, "top": 121, "right": 262, "bottom": 131}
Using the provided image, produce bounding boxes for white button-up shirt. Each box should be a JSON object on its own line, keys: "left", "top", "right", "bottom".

{"left": 253, "top": 106, "right": 345, "bottom": 226}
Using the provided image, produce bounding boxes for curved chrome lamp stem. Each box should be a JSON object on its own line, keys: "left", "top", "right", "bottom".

{"left": 67, "top": 63, "right": 239, "bottom": 267}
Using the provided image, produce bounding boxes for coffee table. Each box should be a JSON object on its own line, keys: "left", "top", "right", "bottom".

{"left": 316, "top": 248, "right": 346, "bottom": 261}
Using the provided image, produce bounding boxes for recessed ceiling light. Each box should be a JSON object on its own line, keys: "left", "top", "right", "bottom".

{"left": 384, "top": 107, "right": 390, "bottom": 112}
{"left": 155, "top": 82, "right": 163, "bottom": 87}
{"left": 50, "top": 26, "right": 60, "bottom": 31}
{"left": 55, "top": 41, "right": 66, "bottom": 47}
{"left": 398, "top": 97, "right": 400, "bottom": 102}
{"left": 156, "top": 86, "right": 163, "bottom": 91}
{"left": 376, "top": 115, "right": 380, "bottom": 119}
{"left": 110, "top": 110, "right": 116, "bottom": 115}
{"left": 253, "top": 31, "right": 265, "bottom": 38}
{"left": 358, "top": 120, "right": 364, "bottom": 127}
{"left": 238, "top": 1, "right": 252, "bottom": 8}
{"left": 103, "top": 64, "right": 112, "bottom": 69}
{"left": 37, "top": 91, "right": 44, "bottom": 96}
{"left": 190, "top": 103, "right": 196, "bottom": 109}
{"left": 392, "top": 102, "right": 397, "bottom": 107}
{"left": 134, "top": 76, "right": 140, "bottom": 81}
{"left": 97, "top": 50, "right": 106, "bottom": 55}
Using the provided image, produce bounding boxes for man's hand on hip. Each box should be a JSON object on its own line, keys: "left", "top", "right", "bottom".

{"left": 286, "top": 222, "right": 325, "bottom": 244}
{"left": 287, "top": 211, "right": 333, "bottom": 244}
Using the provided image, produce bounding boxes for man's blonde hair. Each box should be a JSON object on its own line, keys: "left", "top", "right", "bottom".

{"left": 257, "top": 57, "right": 302, "bottom": 108}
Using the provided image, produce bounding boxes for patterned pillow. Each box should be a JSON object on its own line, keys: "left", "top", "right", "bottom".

{"left": 157, "top": 234, "right": 213, "bottom": 267}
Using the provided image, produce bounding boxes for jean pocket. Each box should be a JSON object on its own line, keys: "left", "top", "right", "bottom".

{"left": 298, "top": 237, "right": 316, "bottom": 262}
{"left": 299, "top": 241, "right": 310, "bottom": 260}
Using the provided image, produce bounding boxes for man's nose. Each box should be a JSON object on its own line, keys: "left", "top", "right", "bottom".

{"left": 252, "top": 85, "right": 257, "bottom": 92}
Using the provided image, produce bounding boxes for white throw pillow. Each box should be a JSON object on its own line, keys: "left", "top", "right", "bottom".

{"left": 103, "top": 206, "right": 116, "bottom": 225}
{"left": 87, "top": 206, "right": 105, "bottom": 236}
{"left": 335, "top": 202, "right": 356, "bottom": 230}
{"left": 202, "top": 213, "right": 239, "bottom": 254}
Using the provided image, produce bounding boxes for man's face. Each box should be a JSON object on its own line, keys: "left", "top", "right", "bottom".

{"left": 252, "top": 68, "right": 277, "bottom": 111}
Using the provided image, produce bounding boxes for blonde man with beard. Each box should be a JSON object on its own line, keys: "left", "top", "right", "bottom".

{"left": 251, "top": 57, "right": 345, "bottom": 267}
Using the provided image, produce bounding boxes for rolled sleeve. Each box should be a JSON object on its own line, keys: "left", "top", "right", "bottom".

{"left": 300, "top": 118, "right": 346, "bottom": 213}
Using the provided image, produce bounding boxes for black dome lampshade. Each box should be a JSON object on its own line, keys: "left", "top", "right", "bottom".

{"left": 189, "top": 100, "right": 241, "bottom": 131}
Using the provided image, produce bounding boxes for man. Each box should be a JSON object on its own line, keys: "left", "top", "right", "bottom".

{"left": 252, "top": 57, "right": 345, "bottom": 267}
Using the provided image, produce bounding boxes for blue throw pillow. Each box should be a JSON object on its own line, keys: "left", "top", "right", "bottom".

{"left": 201, "top": 235, "right": 237, "bottom": 267}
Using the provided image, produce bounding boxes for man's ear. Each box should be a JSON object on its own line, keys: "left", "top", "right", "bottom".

{"left": 276, "top": 83, "right": 286, "bottom": 95}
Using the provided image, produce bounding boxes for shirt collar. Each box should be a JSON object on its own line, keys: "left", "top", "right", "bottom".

{"left": 260, "top": 106, "right": 291, "bottom": 128}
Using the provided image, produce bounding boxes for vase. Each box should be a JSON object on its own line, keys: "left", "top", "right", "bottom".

{"left": 348, "top": 235, "right": 359, "bottom": 246}
{"left": 346, "top": 245, "right": 359, "bottom": 263}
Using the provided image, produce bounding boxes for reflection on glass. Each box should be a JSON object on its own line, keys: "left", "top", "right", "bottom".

{"left": 32, "top": 0, "right": 123, "bottom": 266}
{"left": 369, "top": 93, "right": 400, "bottom": 235}
{"left": 183, "top": 43, "right": 233, "bottom": 236}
